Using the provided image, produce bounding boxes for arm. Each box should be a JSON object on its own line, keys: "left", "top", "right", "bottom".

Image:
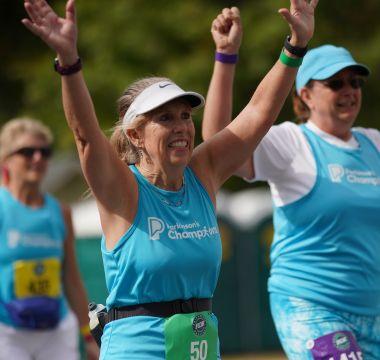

{"left": 201, "top": 7, "right": 253, "bottom": 180}
{"left": 22, "top": 0, "right": 137, "bottom": 246}
{"left": 192, "top": 0, "right": 318, "bottom": 197}
{"left": 61, "top": 205, "right": 99, "bottom": 360}
{"left": 202, "top": 7, "right": 242, "bottom": 140}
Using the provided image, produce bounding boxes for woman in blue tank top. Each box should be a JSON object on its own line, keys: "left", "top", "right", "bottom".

{"left": 22, "top": 0, "right": 317, "bottom": 358}
{"left": 203, "top": 34, "right": 380, "bottom": 360}
{"left": 0, "top": 118, "right": 98, "bottom": 359}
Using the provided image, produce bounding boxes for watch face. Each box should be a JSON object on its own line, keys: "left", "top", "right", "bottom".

{"left": 54, "top": 58, "right": 60, "bottom": 72}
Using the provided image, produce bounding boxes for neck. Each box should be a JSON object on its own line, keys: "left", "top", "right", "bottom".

{"left": 136, "top": 163, "right": 184, "bottom": 191}
{"left": 5, "top": 181, "right": 44, "bottom": 207}
{"left": 309, "top": 117, "right": 353, "bottom": 141}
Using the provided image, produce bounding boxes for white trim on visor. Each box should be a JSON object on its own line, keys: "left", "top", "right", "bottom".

{"left": 122, "top": 81, "right": 205, "bottom": 126}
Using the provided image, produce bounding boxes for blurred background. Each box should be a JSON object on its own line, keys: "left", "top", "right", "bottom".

{"left": 2, "top": 0, "right": 380, "bottom": 358}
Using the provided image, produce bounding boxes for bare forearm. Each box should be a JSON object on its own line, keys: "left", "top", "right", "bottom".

{"left": 62, "top": 207, "right": 91, "bottom": 328}
{"left": 240, "top": 59, "right": 298, "bottom": 147}
{"left": 203, "top": 61, "right": 236, "bottom": 140}
{"left": 60, "top": 71, "right": 102, "bottom": 149}
{"left": 211, "top": 59, "right": 298, "bottom": 183}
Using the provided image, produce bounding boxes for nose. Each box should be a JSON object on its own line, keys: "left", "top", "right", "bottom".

{"left": 31, "top": 149, "right": 44, "bottom": 162}
{"left": 172, "top": 117, "right": 188, "bottom": 133}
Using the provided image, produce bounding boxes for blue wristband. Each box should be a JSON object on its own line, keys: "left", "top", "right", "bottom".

{"left": 215, "top": 52, "right": 238, "bottom": 64}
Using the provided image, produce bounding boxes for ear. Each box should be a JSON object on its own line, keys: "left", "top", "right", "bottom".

{"left": 299, "top": 87, "right": 314, "bottom": 109}
{"left": 126, "top": 128, "right": 143, "bottom": 148}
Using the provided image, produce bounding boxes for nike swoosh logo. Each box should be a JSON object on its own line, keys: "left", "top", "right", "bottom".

{"left": 159, "top": 83, "right": 172, "bottom": 88}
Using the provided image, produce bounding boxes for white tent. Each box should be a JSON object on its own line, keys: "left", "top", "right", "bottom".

{"left": 71, "top": 189, "right": 272, "bottom": 239}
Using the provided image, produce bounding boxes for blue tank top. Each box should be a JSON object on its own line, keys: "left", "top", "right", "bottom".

{"left": 0, "top": 187, "right": 68, "bottom": 326}
{"left": 269, "top": 125, "right": 380, "bottom": 316}
{"left": 100, "top": 165, "right": 222, "bottom": 358}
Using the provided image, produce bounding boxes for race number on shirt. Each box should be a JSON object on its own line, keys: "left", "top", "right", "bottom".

{"left": 13, "top": 258, "right": 61, "bottom": 298}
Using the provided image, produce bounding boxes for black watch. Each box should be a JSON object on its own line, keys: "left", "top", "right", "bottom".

{"left": 284, "top": 36, "right": 308, "bottom": 58}
{"left": 54, "top": 57, "right": 82, "bottom": 76}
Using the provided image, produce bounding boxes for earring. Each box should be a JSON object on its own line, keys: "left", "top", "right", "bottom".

{"left": 1, "top": 166, "right": 10, "bottom": 185}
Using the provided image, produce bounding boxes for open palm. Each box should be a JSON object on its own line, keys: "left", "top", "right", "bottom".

{"left": 22, "top": 0, "right": 77, "bottom": 58}
{"left": 279, "top": 0, "right": 319, "bottom": 47}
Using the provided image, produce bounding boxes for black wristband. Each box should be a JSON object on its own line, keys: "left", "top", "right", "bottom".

{"left": 54, "top": 57, "right": 82, "bottom": 76}
{"left": 284, "top": 36, "right": 308, "bottom": 58}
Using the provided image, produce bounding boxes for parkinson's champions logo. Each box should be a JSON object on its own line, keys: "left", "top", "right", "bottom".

{"left": 328, "top": 163, "right": 380, "bottom": 186}
{"left": 147, "top": 217, "right": 219, "bottom": 241}
{"left": 148, "top": 217, "right": 165, "bottom": 240}
{"left": 328, "top": 164, "right": 345, "bottom": 183}
{"left": 7, "top": 230, "right": 61, "bottom": 249}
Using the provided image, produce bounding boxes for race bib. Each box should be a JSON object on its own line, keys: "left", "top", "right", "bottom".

{"left": 308, "top": 331, "right": 363, "bottom": 360}
{"left": 165, "top": 311, "right": 218, "bottom": 360}
{"left": 13, "top": 258, "right": 61, "bottom": 299}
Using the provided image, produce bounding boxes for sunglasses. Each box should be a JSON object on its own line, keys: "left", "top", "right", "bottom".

{"left": 321, "top": 77, "right": 365, "bottom": 91}
{"left": 10, "top": 147, "right": 53, "bottom": 159}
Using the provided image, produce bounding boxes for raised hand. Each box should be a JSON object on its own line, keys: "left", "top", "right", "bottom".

{"left": 211, "top": 7, "right": 242, "bottom": 55}
{"left": 22, "top": 0, "right": 78, "bottom": 64}
{"left": 278, "top": 0, "right": 319, "bottom": 47}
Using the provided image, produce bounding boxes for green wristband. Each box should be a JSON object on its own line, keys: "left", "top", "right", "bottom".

{"left": 279, "top": 50, "right": 303, "bottom": 68}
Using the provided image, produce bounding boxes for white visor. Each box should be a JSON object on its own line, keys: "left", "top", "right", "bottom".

{"left": 122, "top": 81, "right": 205, "bottom": 126}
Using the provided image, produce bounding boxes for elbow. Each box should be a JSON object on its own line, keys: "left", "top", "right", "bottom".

{"left": 73, "top": 127, "right": 89, "bottom": 155}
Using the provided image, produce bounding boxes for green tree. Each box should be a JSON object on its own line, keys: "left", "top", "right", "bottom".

{"left": 2, "top": 0, "right": 380, "bottom": 191}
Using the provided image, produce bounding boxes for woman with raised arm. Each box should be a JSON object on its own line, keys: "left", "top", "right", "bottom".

{"left": 203, "top": 15, "right": 380, "bottom": 360}
{"left": 22, "top": 0, "right": 316, "bottom": 358}
{"left": 0, "top": 118, "right": 98, "bottom": 360}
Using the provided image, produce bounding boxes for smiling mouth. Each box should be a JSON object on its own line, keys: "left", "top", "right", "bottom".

{"left": 168, "top": 140, "right": 188, "bottom": 148}
{"left": 336, "top": 100, "right": 357, "bottom": 108}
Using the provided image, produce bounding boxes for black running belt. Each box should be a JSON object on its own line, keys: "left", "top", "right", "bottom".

{"left": 106, "top": 298, "right": 212, "bottom": 323}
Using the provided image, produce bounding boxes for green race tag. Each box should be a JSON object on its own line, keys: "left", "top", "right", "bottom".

{"left": 164, "top": 311, "right": 218, "bottom": 360}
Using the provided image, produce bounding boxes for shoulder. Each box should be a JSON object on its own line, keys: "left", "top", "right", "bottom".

{"left": 185, "top": 166, "right": 207, "bottom": 192}
{"left": 257, "top": 121, "right": 308, "bottom": 157}
{"left": 353, "top": 127, "right": 380, "bottom": 151}
{"left": 45, "top": 196, "right": 72, "bottom": 229}
{"left": 263, "top": 121, "right": 305, "bottom": 146}
{"left": 0, "top": 187, "right": 10, "bottom": 202}
{"left": 269, "top": 121, "right": 302, "bottom": 134}
{"left": 44, "top": 193, "right": 69, "bottom": 216}
{"left": 253, "top": 122, "right": 313, "bottom": 181}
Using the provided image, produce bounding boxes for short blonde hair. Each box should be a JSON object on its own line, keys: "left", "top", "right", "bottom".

{"left": 0, "top": 117, "right": 53, "bottom": 161}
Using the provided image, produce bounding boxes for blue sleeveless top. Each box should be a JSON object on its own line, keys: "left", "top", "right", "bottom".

{"left": 100, "top": 165, "right": 222, "bottom": 358}
{"left": 0, "top": 187, "right": 68, "bottom": 326}
{"left": 269, "top": 125, "right": 380, "bottom": 316}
